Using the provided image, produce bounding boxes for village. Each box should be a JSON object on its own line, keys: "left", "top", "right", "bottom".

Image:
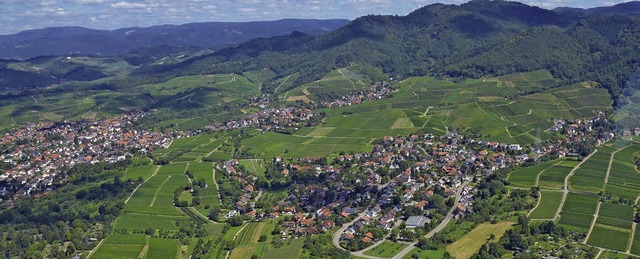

{"left": 214, "top": 111, "right": 614, "bottom": 251}
{"left": 0, "top": 111, "right": 182, "bottom": 207}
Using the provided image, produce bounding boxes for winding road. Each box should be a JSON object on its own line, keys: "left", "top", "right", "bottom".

{"left": 330, "top": 180, "right": 469, "bottom": 259}
{"left": 393, "top": 181, "right": 470, "bottom": 259}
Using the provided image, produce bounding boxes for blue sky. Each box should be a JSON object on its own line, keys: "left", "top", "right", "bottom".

{"left": 0, "top": 0, "right": 631, "bottom": 35}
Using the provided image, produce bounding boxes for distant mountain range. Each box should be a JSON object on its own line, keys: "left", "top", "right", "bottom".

{"left": 0, "top": 19, "right": 349, "bottom": 59}
{"left": 554, "top": 1, "right": 640, "bottom": 16}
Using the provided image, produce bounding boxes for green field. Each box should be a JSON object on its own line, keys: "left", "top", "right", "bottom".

{"left": 261, "top": 238, "right": 305, "bottom": 259}
{"left": 446, "top": 221, "right": 513, "bottom": 259}
{"left": 147, "top": 238, "right": 179, "bottom": 259}
{"left": 598, "top": 203, "right": 635, "bottom": 221}
{"left": 631, "top": 223, "right": 640, "bottom": 255}
{"left": 363, "top": 241, "right": 409, "bottom": 258}
{"left": 538, "top": 161, "right": 577, "bottom": 189}
{"left": 92, "top": 235, "right": 147, "bottom": 259}
{"left": 529, "top": 190, "right": 563, "bottom": 220}
{"left": 569, "top": 147, "right": 614, "bottom": 193}
{"left": 558, "top": 193, "right": 599, "bottom": 233}
{"left": 606, "top": 144, "right": 640, "bottom": 199}
{"left": 587, "top": 226, "right": 630, "bottom": 251}
{"left": 508, "top": 160, "right": 557, "bottom": 188}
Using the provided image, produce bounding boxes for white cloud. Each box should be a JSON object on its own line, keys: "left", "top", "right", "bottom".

{"left": 111, "top": 1, "right": 147, "bottom": 9}
{"left": 69, "top": 0, "right": 105, "bottom": 4}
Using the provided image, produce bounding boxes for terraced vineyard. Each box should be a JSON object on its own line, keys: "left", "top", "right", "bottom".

{"left": 522, "top": 142, "right": 640, "bottom": 255}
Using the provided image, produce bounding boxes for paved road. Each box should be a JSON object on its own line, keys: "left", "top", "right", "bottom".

{"left": 393, "top": 180, "right": 470, "bottom": 259}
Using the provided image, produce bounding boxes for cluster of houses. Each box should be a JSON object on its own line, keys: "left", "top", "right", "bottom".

{"left": 207, "top": 106, "right": 316, "bottom": 133}
{"left": 222, "top": 159, "right": 257, "bottom": 212}
{"left": 0, "top": 111, "right": 179, "bottom": 207}
{"left": 319, "top": 83, "right": 393, "bottom": 108}
{"left": 212, "top": 110, "right": 615, "bottom": 250}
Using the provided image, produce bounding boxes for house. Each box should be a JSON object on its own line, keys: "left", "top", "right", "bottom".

{"left": 509, "top": 144, "right": 522, "bottom": 151}
{"left": 406, "top": 216, "right": 429, "bottom": 229}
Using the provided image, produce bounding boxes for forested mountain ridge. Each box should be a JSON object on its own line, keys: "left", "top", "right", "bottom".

{"left": 116, "top": 0, "right": 640, "bottom": 102}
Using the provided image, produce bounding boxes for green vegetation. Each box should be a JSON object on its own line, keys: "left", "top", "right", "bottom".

{"left": 557, "top": 193, "right": 599, "bottom": 233}
{"left": 538, "top": 161, "right": 577, "bottom": 189}
{"left": 363, "top": 241, "right": 409, "bottom": 258}
{"left": 569, "top": 147, "right": 614, "bottom": 193}
{"left": 508, "top": 161, "right": 557, "bottom": 188}
{"left": 529, "top": 190, "right": 563, "bottom": 220}
{"left": 446, "top": 221, "right": 513, "bottom": 259}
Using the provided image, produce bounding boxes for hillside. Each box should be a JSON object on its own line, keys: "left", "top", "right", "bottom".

{"left": 118, "top": 0, "right": 639, "bottom": 105}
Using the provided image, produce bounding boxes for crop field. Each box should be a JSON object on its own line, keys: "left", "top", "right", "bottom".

{"left": 558, "top": 211, "right": 594, "bottom": 233}
{"left": 364, "top": 241, "right": 409, "bottom": 258}
{"left": 446, "top": 221, "right": 513, "bottom": 259}
{"left": 261, "top": 239, "right": 305, "bottom": 259}
{"left": 606, "top": 144, "right": 640, "bottom": 199}
{"left": 146, "top": 238, "right": 179, "bottom": 259}
{"left": 282, "top": 67, "right": 368, "bottom": 101}
{"left": 569, "top": 147, "right": 614, "bottom": 193}
{"left": 598, "top": 203, "right": 635, "bottom": 221}
{"left": 587, "top": 225, "right": 630, "bottom": 251}
{"left": 632, "top": 224, "right": 640, "bottom": 255}
{"left": 229, "top": 222, "right": 268, "bottom": 259}
{"left": 529, "top": 190, "right": 563, "bottom": 220}
{"left": 507, "top": 160, "right": 557, "bottom": 188}
{"left": 123, "top": 165, "right": 156, "bottom": 181}
{"left": 558, "top": 193, "right": 599, "bottom": 232}
{"left": 237, "top": 222, "right": 266, "bottom": 245}
{"left": 115, "top": 213, "right": 183, "bottom": 231}
{"left": 92, "top": 235, "right": 146, "bottom": 259}
{"left": 312, "top": 71, "right": 609, "bottom": 146}
{"left": 92, "top": 243, "right": 145, "bottom": 259}
{"left": 538, "top": 161, "right": 577, "bottom": 189}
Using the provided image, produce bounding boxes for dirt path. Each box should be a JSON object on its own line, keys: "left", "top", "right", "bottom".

{"left": 584, "top": 202, "right": 602, "bottom": 243}
{"left": 628, "top": 222, "right": 637, "bottom": 254}
{"left": 553, "top": 150, "right": 597, "bottom": 221}
{"left": 137, "top": 236, "right": 150, "bottom": 259}
{"left": 212, "top": 163, "right": 222, "bottom": 204}
{"left": 528, "top": 191, "right": 543, "bottom": 218}
{"left": 274, "top": 75, "right": 291, "bottom": 93}
{"left": 225, "top": 224, "right": 249, "bottom": 259}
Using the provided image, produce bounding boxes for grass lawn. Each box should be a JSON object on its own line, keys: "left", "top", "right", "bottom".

{"left": 446, "top": 221, "right": 513, "bottom": 259}
{"left": 363, "top": 241, "right": 409, "bottom": 258}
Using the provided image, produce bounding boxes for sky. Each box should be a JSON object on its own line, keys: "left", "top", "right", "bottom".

{"left": 0, "top": 0, "right": 632, "bottom": 35}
